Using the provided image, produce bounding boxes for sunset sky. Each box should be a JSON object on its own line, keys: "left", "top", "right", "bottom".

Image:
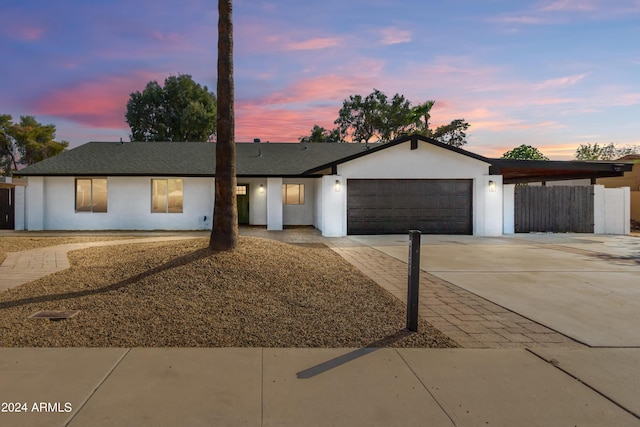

{"left": 1, "top": 0, "right": 639, "bottom": 159}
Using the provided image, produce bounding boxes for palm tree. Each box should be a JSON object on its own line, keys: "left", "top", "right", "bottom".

{"left": 209, "top": 0, "right": 238, "bottom": 251}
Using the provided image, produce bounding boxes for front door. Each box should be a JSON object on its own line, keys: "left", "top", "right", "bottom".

{"left": 236, "top": 185, "right": 249, "bottom": 225}
{"left": 0, "top": 188, "right": 15, "bottom": 230}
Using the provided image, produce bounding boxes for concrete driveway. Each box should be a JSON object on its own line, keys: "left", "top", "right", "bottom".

{"left": 350, "top": 234, "right": 640, "bottom": 347}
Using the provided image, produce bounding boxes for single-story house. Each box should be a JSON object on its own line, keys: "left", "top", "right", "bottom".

{"left": 8, "top": 134, "right": 634, "bottom": 236}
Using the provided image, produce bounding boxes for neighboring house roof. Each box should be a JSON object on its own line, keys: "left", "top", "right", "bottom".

{"left": 16, "top": 133, "right": 633, "bottom": 182}
{"left": 617, "top": 154, "right": 640, "bottom": 162}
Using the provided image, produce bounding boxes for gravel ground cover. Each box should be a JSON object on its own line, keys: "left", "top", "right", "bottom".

{"left": 0, "top": 237, "right": 456, "bottom": 348}
{"left": 0, "top": 236, "right": 136, "bottom": 265}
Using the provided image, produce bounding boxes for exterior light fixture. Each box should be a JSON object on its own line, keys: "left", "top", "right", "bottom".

{"left": 488, "top": 180, "right": 497, "bottom": 192}
{"left": 335, "top": 180, "right": 341, "bottom": 192}
{"left": 259, "top": 184, "right": 265, "bottom": 193}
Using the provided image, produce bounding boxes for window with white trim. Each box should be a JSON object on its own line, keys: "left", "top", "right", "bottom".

{"left": 282, "top": 184, "right": 305, "bottom": 205}
{"left": 151, "top": 179, "right": 183, "bottom": 213}
{"left": 75, "top": 178, "right": 108, "bottom": 212}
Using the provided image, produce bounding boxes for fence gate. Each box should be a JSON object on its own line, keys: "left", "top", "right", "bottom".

{"left": 514, "top": 186, "right": 594, "bottom": 233}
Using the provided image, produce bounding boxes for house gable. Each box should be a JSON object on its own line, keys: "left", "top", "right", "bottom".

{"left": 304, "top": 134, "right": 491, "bottom": 175}
{"left": 337, "top": 138, "right": 491, "bottom": 179}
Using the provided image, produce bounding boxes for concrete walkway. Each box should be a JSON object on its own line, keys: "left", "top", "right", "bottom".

{"left": 2, "top": 230, "right": 640, "bottom": 426}
{"left": 0, "top": 236, "right": 201, "bottom": 292}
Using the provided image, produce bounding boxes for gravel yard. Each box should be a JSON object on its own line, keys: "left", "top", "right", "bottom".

{"left": 0, "top": 237, "right": 456, "bottom": 348}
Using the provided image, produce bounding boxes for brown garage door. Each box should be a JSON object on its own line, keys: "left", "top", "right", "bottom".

{"left": 347, "top": 179, "right": 473, "bottom": 235}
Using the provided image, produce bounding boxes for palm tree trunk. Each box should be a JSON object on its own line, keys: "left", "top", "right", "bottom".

{"left": 209, "top": 0, "right": 238, "bottom": 251}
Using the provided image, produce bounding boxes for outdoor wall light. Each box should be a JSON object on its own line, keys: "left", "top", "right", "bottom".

{"left": 335, "top": 180, "right": 341, "bottom": 192}
{"left": 259, "top": 184, "right": 265, "bottom": 193}
{"left": 488, "top": 180, "right": 497, "bottom": 192}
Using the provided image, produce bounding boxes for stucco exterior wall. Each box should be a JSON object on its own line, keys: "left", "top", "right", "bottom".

{"left": 337, "top": 140, "right": 489, "bottom": 179}
{"left": 14, "top": 185, "right": 25, "bottom": 231}
{"left": 37, "top": 176, "right": 214, "bottom": 230}
{"left": 632, "top": 193, "right": 640, "bottom": 222}
{"left": 598, "top": 164, "right": 640, "bottom": 221}
{"left": 474, "top": 175, "right": 504, "bottom": 236}
{"left": 266, "top": 177, "right": 283, "bottom": 230}
{"left": 313, "top": 179, "right": 323, "bottom": 231}
{"left": 502, "top": 184, "right": 516, "bottom": 234}
{"left": 25, "top": 176, "right": 44, "bottom": 230}
{"left": 318, "top": 175, "right": 346, "bottom": 237}
{"left": 23, "top": 175, "right": 319, "bottom": 231}
{"left": 282, "top": 178, "right": 316, "bottom": 225}
{"left": 593, "top": 185, "right": 630, "bottom": 234}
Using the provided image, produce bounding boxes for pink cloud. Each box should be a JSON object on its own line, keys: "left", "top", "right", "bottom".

{"left": 285, "top": 37, "right": 341, "bottom": 51}
{"left": 18, "top": 26, "right": 45, "bottom": 41}
{"left": 245, "top": 74, "right": 374, "bottom": 108}
{"left": 235, "top": 19, "right": 344, "bottom": 55}
{"left": 379, "top": 28, "right": 412, "bottom": 45}
{"left": 615, "top": 92, "right": 640, "bottom": 106}
{"left": 492, "top": 15, "right": 546, "bottom": 25}
{"left": 151, "top": 30, "right": 185, "bottom": 44}
{"left": 32, "top": 72, "right": 163, "bottom": 129}
{"left": 491, "top": 0, "right": 638, "bottom": 27}
{"left": 2, "top": 23, "right": 46, "bottom": 41}
{"left": 539, "top": 0, "right": 597, "bottom": 12}
{"left": 535, "top": 73, "right": 588, "bottom": 89}
{"left": 539, "top": 142, "right": 586, "bottom": 159}
{"left": 236, "top": 103, "right": 338, "bottom": 142}
{"left": 234, "top": 74, "right": 372, "bottom": 140}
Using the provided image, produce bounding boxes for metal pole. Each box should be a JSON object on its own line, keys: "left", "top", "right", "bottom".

{"left": 407, "top": 230, "right": 421, "bottom": 332}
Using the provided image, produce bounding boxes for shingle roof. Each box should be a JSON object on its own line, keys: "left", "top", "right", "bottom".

{"left": 16, "top": 141, "right": 375, "bottom": 177}
{"left": 19, "top": 135, "right": 627, "bottom": 182}
{"left": 17, "top": 134, "right": 491, "bottom": 177}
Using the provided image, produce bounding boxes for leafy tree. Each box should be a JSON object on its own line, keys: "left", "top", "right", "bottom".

{"left": 299, "top": 125, "right": 341, "bottom": 142}
{"left": 0, "top": 115, "right": 68, "bottom": 176}
{"left": 575, "top": 143, "right": 640, "bottom": 160}
{"left": 324, "top": 89, "right": 469, "bottom": 146}
{"left": 380, "top": 92, "right": 416, "bottom": 141}
{"left": 432, "top": 119, "right": 471, "bottom": 148}
{"left": 210, "top": 0, "right": 238, "bottom": 251}
{"left": 125, "top": 74, "right": 217, "bottom": 142}
{"left": 334, "top": 90, "right": 386, "bottom": 143}
{"left": 501, "top": 144, "right": 549, "bottom": 160}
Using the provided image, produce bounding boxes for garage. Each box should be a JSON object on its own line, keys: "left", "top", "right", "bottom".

{"left": 346, "top": 179, "right": 473, "bottom": 235}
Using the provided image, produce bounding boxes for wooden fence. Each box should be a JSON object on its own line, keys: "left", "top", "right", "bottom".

{"left": 514, "top": 186, "right": 594, "bottom": 233}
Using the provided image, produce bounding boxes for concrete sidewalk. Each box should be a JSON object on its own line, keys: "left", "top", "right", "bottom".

{"left": 1, "top": 347, "right": 639, "bottom": 427}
